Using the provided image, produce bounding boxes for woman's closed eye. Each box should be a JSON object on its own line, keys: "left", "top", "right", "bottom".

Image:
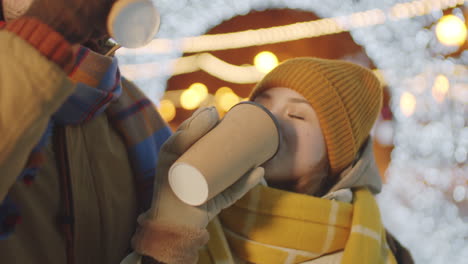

{"left": 288, "top": 114, "right": 305, "bottom": 120}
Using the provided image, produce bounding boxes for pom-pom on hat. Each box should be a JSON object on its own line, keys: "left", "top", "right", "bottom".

{"left": 2, "top": 0, "right": 33, "bottom": 21}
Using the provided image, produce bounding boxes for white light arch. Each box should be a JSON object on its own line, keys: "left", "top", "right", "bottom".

{"left": 117, "top": 1, "right": 468, "bottom": 263}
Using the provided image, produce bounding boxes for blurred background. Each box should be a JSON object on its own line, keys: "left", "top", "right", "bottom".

{"left": 116, "top": 0, "right": 467, "bottom": 263}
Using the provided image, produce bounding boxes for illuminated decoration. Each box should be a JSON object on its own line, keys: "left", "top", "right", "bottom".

{"left": 120, "top": 52, "right": 384, "bottom": 85}
{"left": 158, "top": 99, "right": 176, "bottom": 122}
{"left": 120, "top": 53, "right": 263, "bottom": 84}
{"left": 432, "top": 74, "right": 450, "bottom": 102}
{"left": 117, "top": 10, "right": 378, "bottom": 55}
{"left": 214, "top": 86, "right": 240, "bottom": 111}
{"left": 254, "top": 51, "right": 279, "bottom": 73}
{"left": 189, "top": 82, "right": 209, "bottom": 102}
{"left": 118, "top": 0, "right": 465, "bottom": 55}
{"left": 180, "top": 83, "right": 208, "bottom": 110}
{"left": 179, "top": 82, "right": 209, "bottom": 110}
{"left": 435, "top": 14, "right": 467, "bottom": 46}
{"left": 219, "top": 92, "right": 240, "bottom": 112}
{"left": 117, "top": 1, "right": 468, "bottom": 262}
{"left": 453, "top": 185, "right": 466, "bottom": 202}
{"left": 374, "top": 120, "right": 394, "bottom": 146}
{"left": 185, "top": 53, "right": 263, "bottom": 84}
{"left": 215, "top": 87, "right": 234, "bottom": 105}
{"left": 400, "top": 92, "right": 417, "bottom": 117}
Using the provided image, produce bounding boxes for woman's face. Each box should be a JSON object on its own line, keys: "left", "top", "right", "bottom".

{"left": 254, "top": 87, "right": 329, "bottom": 195}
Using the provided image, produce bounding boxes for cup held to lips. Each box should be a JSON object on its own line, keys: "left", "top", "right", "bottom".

{"left": 168, "top": 102, "right": 280, "bottom": 206}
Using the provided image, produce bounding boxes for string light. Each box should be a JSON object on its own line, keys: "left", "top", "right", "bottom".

{"left": 119, "top": 62, "right": 160, "bottom": 80}
{"left": 453, "top": 185, "right": 466, "bottom": 202}
{"left": 158, "top": 99, "right": 176, "bottom": 122}
{"left": 189, "top": 82, "right": 209, "bottom": 102}
{"left": 196, "top": 53, "right": 264, "bottom": 83}
{"left": 180, "top": 83, "right": 209, "bottom": 110}
{"left": 375, "top": 120, "right": 394, "bottom": 146}
{"left": 119, "top": 53, "right": 265, "bottom": 84}
{"left": 218, "top": 92, "right": 240, "bottom": 112}
{"left": 117, "top": 0, "right": 466, "bottom": 56}
{"left": 214, "top": 87, "right": 239, "bottom": 112}
{"left": 254, "top": 51, "right": 279, "bottom": 73}
{"left": 180, "top": 89, "right": 199, "bottom": 110}
{"left": 121, "top": 52, "right": 386, "bottom": 86}
{"left": 121, "top": 52, "right": 263, "bottom": 83}
{"left": 432, "top": 74, "right": 450, "bottom": 103}
{"left": 400, "top": 92, "right": 416, "bottom": 117}
{"left": 215, "top": 87, "right": 234, "bottom": 104}
{"left": 435, "top": 14, "right": 467, "bottom": 46}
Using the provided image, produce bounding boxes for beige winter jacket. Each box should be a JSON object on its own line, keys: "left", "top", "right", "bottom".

{"left": 0, "top": 30, "right": 140, "bottom": 264}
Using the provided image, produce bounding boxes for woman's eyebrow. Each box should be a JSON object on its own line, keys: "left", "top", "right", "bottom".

{"left": 288, "top": 97, "right": 311, "bottom": 106}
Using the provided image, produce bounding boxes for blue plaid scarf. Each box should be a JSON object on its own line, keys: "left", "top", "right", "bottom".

{"left": 0, "top": 46, "right": 171, "bottom": 238}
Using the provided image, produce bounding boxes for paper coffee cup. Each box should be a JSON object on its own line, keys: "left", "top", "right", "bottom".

{"left": 168, "top": 102, "right": 280, "bottom": 206}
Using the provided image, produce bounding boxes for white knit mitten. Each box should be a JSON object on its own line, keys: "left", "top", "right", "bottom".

{"left": 2, "top": 0, "right": 33, "bottom": 21}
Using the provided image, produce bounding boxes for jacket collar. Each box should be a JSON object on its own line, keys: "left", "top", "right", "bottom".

{"left": 326, "top": 138, "right": 382, "bottom": 195}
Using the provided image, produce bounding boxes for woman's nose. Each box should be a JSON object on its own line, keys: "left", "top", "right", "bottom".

{"left": 268, "top": 111, "right": 286, "bottom": 134}
{"left": 260, "top": 104, "right": 286, "bottom": 132}
{"left": 268, "top": 109, "right": 282, "bottom": 124}
{"left": 266, "top": 105, "right": 280, "bottom": 118}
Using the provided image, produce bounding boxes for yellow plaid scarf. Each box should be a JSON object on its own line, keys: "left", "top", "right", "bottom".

{"left": 200, "top": 185, "right": 396, "bottom": 264}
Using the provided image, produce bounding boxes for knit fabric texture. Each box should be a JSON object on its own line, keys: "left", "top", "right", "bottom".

{"left": 2, "top": 0, "right": 32, "bottom": 21}
{"left": 212, "top": 186, "right": 397, "bottom": 264}
{"left": 250, "top": 57, "right": 382, "bottom": 175}
{"left": 4, "top": 17, "right": 74, "bottom": 71}
{"left": 0, "top": 45, "right": 171, "bottom": 239}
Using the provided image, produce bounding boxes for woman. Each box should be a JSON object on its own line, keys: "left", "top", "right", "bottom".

{"left": 130, "top": 58, "right": 413, "bottom": 264}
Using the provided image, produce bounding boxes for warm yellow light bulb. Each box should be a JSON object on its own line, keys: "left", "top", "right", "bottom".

{"left": 215, "top": 87, "right": 233, "bottom": 105}
{"left": 189, "top": 82, "right": 208, "bottom": 102}
{"left": 254, "top": 51, "right": 279, "bottom": 74}
{"left": 158, "top": 99, "right": 176, "bottom": 122}
{"left": 180, "top": 89, "right": 201, "bottom": 110}
{"left": 435, "top": 15, "right": 467, "bottom": 46}
{"left": 432, "top": 74, "right": 450, "bottom": 103}
{"left": 180, "top": 83, "right": 209, "bottom": 110}
{"left": 219, "top": 92, "right": 240, "bottom": 112}
{"left": 400, "top": 92, "right": 416, "bottom": 117}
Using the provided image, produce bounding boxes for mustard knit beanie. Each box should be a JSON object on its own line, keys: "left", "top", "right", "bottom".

{"left": 250, "top": 57, "right": 382, "bottom": 176}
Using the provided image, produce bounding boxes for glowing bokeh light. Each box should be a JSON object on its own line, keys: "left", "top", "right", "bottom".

{"left": 254, "top": 51, "right": 279, "bottom": 73}
{"left": 215, "top": 87, "right": 234, "bottom": 104}
{"left": 180, "top": 82, "right": 209, "bottom": 110}
{"left": 215, "top": 87, "right": 239, "bottom": 111}
{"left": 219, "top": 92, "right": 240, "bottom": 112}
{"left": 432, "top": 74, "right": 450, "bottom": 103}
{"left": 400, "top": 92, "right": 416, "bottom": 117}
{"left": 181, "top": 89, "right": 201, "bottom": 110}
{"left": 158, "top": 99, "right": 176, "bottom": 122}
{"left": 435, "top": 15, "right": 467, "bottom": 46}
{"left": 189, "top": 82, "right": 208, "bottom": 102}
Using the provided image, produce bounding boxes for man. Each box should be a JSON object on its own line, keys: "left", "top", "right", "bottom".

{"left": 0, "top": 1, "right": 171, "bottom": 263}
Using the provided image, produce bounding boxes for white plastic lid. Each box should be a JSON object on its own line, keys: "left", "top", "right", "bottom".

{"left": 168, "top": 163, "right": 209, "bottom": 206}
{"left": 107, "top": 0, "right": 160, "bottom": 48}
